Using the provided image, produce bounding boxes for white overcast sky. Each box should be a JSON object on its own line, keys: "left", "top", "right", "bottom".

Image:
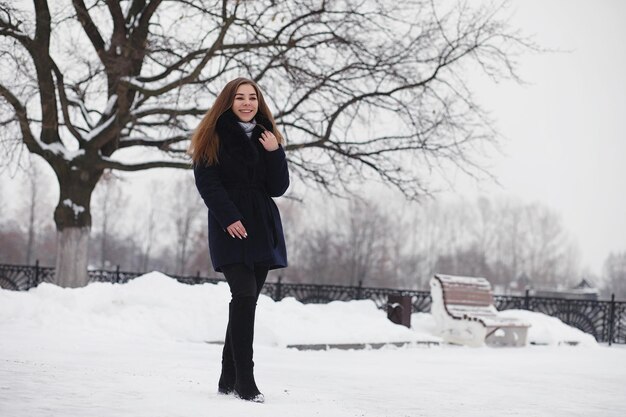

{"left": 454, "top": 0, "right": 626, "bottom": 273}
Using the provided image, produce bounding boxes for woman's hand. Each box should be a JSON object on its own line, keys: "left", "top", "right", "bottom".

{"left": 259, "top": 130, "right": 279, "bottom": 151}
{"left": 226, "top": 220, "right": 247, "bottom": 239}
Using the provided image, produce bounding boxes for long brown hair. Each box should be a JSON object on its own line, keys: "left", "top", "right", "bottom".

{"left": 188, "top": 77, "right": 284, "bottom": 165}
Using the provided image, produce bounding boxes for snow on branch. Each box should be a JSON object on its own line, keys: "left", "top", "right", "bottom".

{"left": 102, "top": 94, "right": 118, "bottom": 117}
{"left": 84, "top": 113, "right": 117, "bottom": 142}
{"left": 35, "top": 140, "right": 85, "bottom": 162}
{"left": 67, "top": 98, "right": 95, "bottom": 129}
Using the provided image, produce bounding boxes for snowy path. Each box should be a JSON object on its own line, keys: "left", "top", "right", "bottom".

{"left": 1, "top": 326, "right": 625, "bottom": 417}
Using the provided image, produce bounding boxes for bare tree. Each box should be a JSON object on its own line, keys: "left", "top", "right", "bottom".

{"left": 185, "top": 226, "right": 211, "bottom": 276}
{"left": 276, "top": 197, "right": 348, "bottom": 285}
{"left": 471, "top": 197, "right": 499, "bottom": 263}
{"left": 393, "top": 198, "right": 432, "bottom": 289}
{"left": 0, "top": 177, "right": 4, "bottom": 224}
{"left": 171, "top": 174, "right": 203, "bottom": 275}
{"left": 0, "top": 0, "right": 533, "bottom": 286}
{"left": 22, "top": 159, "right": 47, "bottom": 264}
{"left": 140, "top": 206, "right": 157, "bottom": 272}
{"left": 467, "top": 198, "right": 580, "bottom": 290}
{"left": 0, "top": 178, "right": 25, "bottom": 262}
{"left": 91, "top": 170, "right": 126, "bottom": 269}
{"left": 602, "top": 252, "right": 626, "bottom": 300}
{"left": 394, "top": 195, "right": 580, "bottom": 291}
{"left": 278, "top": 194, "right": 410, "bottom": 287}
{"left": 521, "top": 203, "right": 577, "bottom": 287}
{"left": 433, "top": 243, "right": 493, "bottom": 281}
{"left": 491, "top": 200, "right": 525, "bottom": 286}
{"left": 407, "top": 198, "right": 474, "bottom": 283}
{"left": 137, "top": 180, "right": 161, "bottom": 272}
{"left": 339, "top": 198, "right": 395, "bottom": 286}
{"left": 24, "top": 167, "right": 38, "bottom": 264}
{"left": 306, "top": 227, "right": 344, "bottom": 284}
{"left": 34, "top": 223, "right": 57, "bottom": 266}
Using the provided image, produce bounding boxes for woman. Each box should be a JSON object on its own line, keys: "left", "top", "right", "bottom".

{"left": 189, "top": 78, "right": 289, "bottom": 403}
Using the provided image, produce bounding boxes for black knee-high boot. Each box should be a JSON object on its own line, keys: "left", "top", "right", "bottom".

{"left": 218, "top": 302, "right": 235, "bottom": 394}
{"left": 230, "top": 296, "right": 264, "bottom": 402}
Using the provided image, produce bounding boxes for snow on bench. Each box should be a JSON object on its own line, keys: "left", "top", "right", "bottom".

{"left": 430, "top": 274, "right": 531, "bottom": 347}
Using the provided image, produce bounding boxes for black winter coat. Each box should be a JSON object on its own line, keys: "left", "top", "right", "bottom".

{"left": 193, "top": 110, "right": 289, "bottom": 272}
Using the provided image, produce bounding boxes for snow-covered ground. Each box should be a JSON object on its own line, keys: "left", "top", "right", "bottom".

{"left": 1, "top": 272, "right": 625, "bottom": 416}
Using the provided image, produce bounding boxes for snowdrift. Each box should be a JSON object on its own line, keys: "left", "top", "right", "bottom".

{"left": 0, "top": 272, "right": 597, "bottom": 347}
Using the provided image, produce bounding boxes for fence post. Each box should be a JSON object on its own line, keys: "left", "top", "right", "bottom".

{"left": 608, "top": 293, "right": 616, "bottom": 347}
{"left": 567, "top": 298, "right": 572, "bottom": 325}
{"left": 524, "top": 288, "right": 530, "bottom": 310}
{"left": 276, "top": 276, "right": 283, "bottom": 301}
{"left": 34, "top": 259, "right": 40, "bottom": 288}
{"left": 357, "top": 280, "right": 363, "bottom": 300}
{"left": 115, "top": 265, "right": 121, "bottom": 283}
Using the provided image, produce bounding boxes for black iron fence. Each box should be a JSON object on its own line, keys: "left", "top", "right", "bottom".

{"left": 1, "top": 262, "right": 624, "bottom": 345}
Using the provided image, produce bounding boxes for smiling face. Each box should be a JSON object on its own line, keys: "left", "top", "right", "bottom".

{"left": 231, "top": 84, "right": 259, "bottom": 122}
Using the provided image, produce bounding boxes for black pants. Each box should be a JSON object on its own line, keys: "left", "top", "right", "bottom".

{"left": 222, "top": 263, "right": 269, "bottom": 299}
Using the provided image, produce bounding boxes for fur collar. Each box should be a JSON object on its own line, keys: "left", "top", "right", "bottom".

{"left": 216, "top": 109, "right": 274, "bottom": 166}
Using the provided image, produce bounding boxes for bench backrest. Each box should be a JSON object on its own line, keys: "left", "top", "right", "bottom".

{"left": 433, "top": 274, "right": 494, "bottom": 307}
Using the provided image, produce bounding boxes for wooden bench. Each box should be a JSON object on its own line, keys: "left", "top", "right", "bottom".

{"left": 430, "top": 274, "right": 530, "bottom": 347}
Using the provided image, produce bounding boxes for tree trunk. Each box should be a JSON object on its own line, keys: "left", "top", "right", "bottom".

{"left": 54, "top": 227, "right": 90, "bottom": 287}
{"left": 52, "top": 167, "right": 101, "bottom": 287}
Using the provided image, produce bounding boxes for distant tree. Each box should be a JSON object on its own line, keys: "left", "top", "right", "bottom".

{"left": 434, "top": 244, "right": 493, "bottom": 280}
{"left": 492, "top": 201, "right": 525, "bottom": 286}
{"left": 1, "top": 0, "right": 533, "bottom": 286}
{"left": 279, "top": 194, "right": 411, "bottom": 287}
{"left": 470, "top": 197, "right": 499, "bottom": 269}
{"left": 137, "top": 180, "right": 161, "bottom": 273}
{"left": 0, "top": 177, "right": 5, "bottom": 224}
{"left": 23, "top": 164, "right": 40, "bottom": 264}
{"left": 397, "top": 196, "right": 580, "bottom": 291}
{"left": 409, "top": 198, "right": 474, "bottom": 283}
{"left": 171, "top": 174, "right": 203, "bottom": 275}
{"left": 339, "top": 198, "right": 395, "bottom": 287}
{"left": 521, "top": 203, "right": 578, "bottom": 287}
{"left": 3, "top": 158, "right": 54, "bottom": 265}
{"left": 603, "top": 252, "right": 626, "bottom": 300}
{"left": 34, "top": 223, "right": 57, "bottom": 266}
{"left": 91, "top": 171, "right": 126, "bottom": 269}
{"left": 295, "top": 223, "right": 340, "bottom": 285}
{"left": 0, "top": 224, "right": 25, "bottom": 264}
{"left": 185, "top": 226, "right": 211, "bottom": 277}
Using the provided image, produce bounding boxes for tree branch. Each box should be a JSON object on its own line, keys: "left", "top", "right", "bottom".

{"left": 72, "top": 0, "right": 106, "bottom": 57}
{"left": 33, "top": 0, "right": 51, "bottom": 46}
{"left": 122, "top": 11, "right": 235, "bottom": 96}
{"left": 50, "top": 59, "right": 84, "bottom": 142}
{"left": 32, "top": 0, "right": 59, "bottom": 144}
{"left": 132, "top": 107, "right": 206, "bottom": 119}
{"left": 118, "top": 134, "right": 188, "bottom": 150}
{"left": 135, "top": 47, "right": 212, "bottom": 83}
{"left": 0, "top": 83, "right": 42, "bottom": 155}
{"left": 105, "top": 0, "right": 125, "bottom": 34}
{"left": 97, "top": 158, "right": 190, "bottom": 171}
{"left": 0, "top": 5, "right": 33, "bottom": 48}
